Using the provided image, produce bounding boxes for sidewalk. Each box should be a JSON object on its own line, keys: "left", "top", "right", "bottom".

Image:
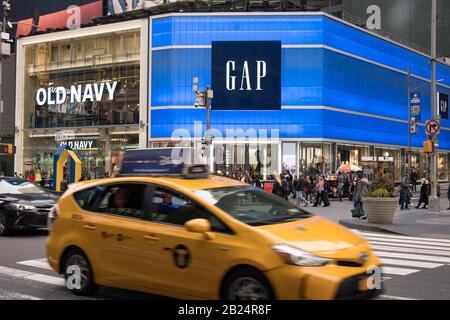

{"left": 293, "top": 190, "right": 450, "bottom": 240}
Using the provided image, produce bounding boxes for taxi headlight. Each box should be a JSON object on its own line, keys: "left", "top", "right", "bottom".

{"left": 271, "top": 244, "right": 332, "bottom": 267}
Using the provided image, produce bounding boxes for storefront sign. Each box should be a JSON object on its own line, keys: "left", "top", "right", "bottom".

{"left": 438, "top": 92, "right": 448, "bottom": 120}
{"left": 361, "top": 156, "right": 393, "bottom": 162}
{"left": 55, "top": 130, "right": 76, "bottom": 142}
{"left": 36, "top": 81, "right": 118, "bottom": 106}
{"left": 411, "top": 92, "right": 421, "bottom": 120}
{"left": 212, "top": 41, "right": 281, "bottom": 110}
{"left": 60, "top": 140, "right": 97, "bottom": 150}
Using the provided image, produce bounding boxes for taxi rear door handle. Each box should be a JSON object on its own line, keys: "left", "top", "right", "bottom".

{"left": 143, "top": 235, "right": 160, "bottom": 242}
{"left": 83, "top": 224, "right": 97, "bottom": 231}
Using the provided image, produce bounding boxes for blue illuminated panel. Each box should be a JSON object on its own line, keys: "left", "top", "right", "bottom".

{"left": 150, "top": 14, "right": 450, "bottom": 150}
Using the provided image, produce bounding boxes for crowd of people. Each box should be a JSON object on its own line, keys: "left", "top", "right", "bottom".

{"left": 221, "top": 168, "right": 450, "bottom": 220}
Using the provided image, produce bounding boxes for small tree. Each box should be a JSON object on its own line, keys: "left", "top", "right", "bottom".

{"left": 369, "top": 173, "right": 395, "bottom": 198}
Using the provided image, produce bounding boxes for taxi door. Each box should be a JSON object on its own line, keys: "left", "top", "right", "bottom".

{"left": 140, "top": 185, "right": 236, "bottom": 299}
{"left": 78, "top": 183, "right": 154, "bottom": 290}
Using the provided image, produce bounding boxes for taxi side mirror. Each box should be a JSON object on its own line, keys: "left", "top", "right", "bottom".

{"left": 185, "top": 219, "right": 215, "bottom": 240}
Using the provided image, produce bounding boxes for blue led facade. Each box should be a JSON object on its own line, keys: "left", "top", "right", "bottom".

{"left": 150, "top": 14, "right": 450, "bottom": 150}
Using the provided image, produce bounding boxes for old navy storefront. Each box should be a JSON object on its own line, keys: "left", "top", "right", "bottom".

{"left": 15, "top": 13, "right": 450, "bottom": 182}
{"left": 149, "top": 13, "right": 450, "bottom": 182}
{"left": 15, "top": 20, "right": 149, "bottom": 180}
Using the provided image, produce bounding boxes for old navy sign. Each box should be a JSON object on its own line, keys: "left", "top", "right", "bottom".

{"left": 60, "top": 140, "right": 97, "bottom": 150}
{"left": 36, "top": 81, "right": 118, "bottom": 106}
{"left": 212, "top": 41, "right": 281, "bottom": 110}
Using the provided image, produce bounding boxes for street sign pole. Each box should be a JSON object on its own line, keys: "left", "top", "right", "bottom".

{"left": 430, "top": 0, "right": 440, "bottom": 213}
{"left": 407, "top": 66, "right": 411, "bottom": 177}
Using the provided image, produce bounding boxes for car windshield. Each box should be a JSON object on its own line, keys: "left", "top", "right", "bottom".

{"left": 193, "top": 186, "right": 312, "bottom": 226}
{"left": 0, "top": 179, "right": 46, "bottom": 195}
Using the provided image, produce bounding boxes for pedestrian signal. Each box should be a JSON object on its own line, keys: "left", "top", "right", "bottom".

{"left": 423, "top": 141, "right": 433, "bottom": 154}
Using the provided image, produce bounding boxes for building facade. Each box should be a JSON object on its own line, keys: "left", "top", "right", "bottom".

{"left": 15, "top": 19, "right": 149, "bottom": 179}
{"left": 14, "top": 12, "right": 450, "bottom": 182}
{"left": 148, "top": 12, "right": 450, "bottom": 181}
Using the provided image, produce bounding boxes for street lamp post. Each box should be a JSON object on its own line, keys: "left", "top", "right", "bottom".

{"left": 429, "top": 0, "right": 440, "bottom": 213}
{"left": 192, "top": 77, "right": 213, "bottom": 168}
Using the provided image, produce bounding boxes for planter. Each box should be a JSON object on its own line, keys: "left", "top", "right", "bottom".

{"left": 362, "top": 197, "right": 399, "bottom": 224}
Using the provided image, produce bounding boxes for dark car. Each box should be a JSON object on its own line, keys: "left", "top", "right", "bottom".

{"left": 0, "top": 177, "right": 58, "bottom": 236}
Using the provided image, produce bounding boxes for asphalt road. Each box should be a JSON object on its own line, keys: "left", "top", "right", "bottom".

{"left": 1, "top": 228, "right": 450, "bottom": 300}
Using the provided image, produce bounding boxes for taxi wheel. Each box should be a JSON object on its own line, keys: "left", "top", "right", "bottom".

{"left": 222, "top": 268, "right": 274, "bottom": 300}
{"left": 0, "top": 212, "right": 12, "bottom": 236}
{"left": 63, "top": 249, "right": 97, "bottom": 296}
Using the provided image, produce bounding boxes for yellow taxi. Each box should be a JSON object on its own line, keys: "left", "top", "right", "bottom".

{"left": 47, "top": 149, "right": 382, "bottom": 300}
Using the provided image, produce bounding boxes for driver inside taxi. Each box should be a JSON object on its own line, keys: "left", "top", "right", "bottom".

{"left": 113, "top": 189, "right": 130, "bottom": 208}
{"left": 108, "top": 188, "right": 142, "bottom": 217}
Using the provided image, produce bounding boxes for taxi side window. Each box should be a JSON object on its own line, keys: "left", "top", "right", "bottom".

{"left": 149, "top": 187, "right": 231, "bottom": 234}
{"left": 94, "top": 183, "right": 147, "bottom": 220}
{"left": 73, "top": 187, "right": 97, "bottom": 209}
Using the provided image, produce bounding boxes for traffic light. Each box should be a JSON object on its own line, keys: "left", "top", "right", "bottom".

{"left": 423, "top": 141, "right": 433, "bottom": 154}
{"left": 0, "top": 144, "right": 15, "bottom": 155}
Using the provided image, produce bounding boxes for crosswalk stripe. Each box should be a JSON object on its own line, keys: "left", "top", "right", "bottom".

{"left": 0, "top": 289, "right": 42, "bottom": 300}
{"left": 379, "top": 258, "right": 443, "bottom": 269}
{"left": 365, "top": 236, "right": 450, "bottom": 247}
{"left": 17, "top": 258, "right": 52, "bottom": 270}
{"left": 371, "top": 245, "right": 450, "bottom": 257}
{"left": 381, "top": 266, "right": 420, "bottom": 275}
{"left": 0, "top": 265, "right": 65, "bottom": 287}
{"left": 374, "top": 251, "right": 450, "bottom": 263}
{"left": 368, "top": 240, "right": 450, "bottom": 251}
{"left": 379, "top": 294, "right": 418, "bottom": 300}
{"left": 353, "top": 230, "right": 450, "bottom": 243}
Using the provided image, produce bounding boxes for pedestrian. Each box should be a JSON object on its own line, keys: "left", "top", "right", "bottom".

{"left": 322, "top": 175, "right": 331, "bottom": 207}
{"left": 254, "top": 175, "right": 263, "bottom": 189}
{"left": 313, "top": 176, "right": 325, "bottom": 207}
{"left": 447, "top": 182, "right": 450, "bottom": 210}
{"left": 295, "top": 173, "right": 309, "bottom": 206}
{"left": 27, "top": 170, "right": 36, "bottom": 183}
{"left": 61, "top": 175, "right": 69, "bottom": 192}
{"left": 337, "top": 173, "right": 345, "bottom": 201}
{"left": 352, "top": 172, "right": 369, "bottom": 220}
{"left": 305, "top": 176, "right": 314, "bottom": 204}
{"left": 272, "top": 174, "right": 286, "bottom": 199}
{"left": 280, "top": 173, "right": 289, "bottom": 200}
{"left": 399, "top": 176, "right": 412, "bottom": 210}
{"left": 410, "top": 171, "right": 418, "bottom": 192}
{"left": 416, "top": 178, "right": 429, "bottom": 209}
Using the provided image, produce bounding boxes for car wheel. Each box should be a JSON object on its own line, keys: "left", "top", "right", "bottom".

{"left": 223, "top": 268, "right": 274, "bottom": 300}
{"left": 63, "top": 249, "right": 97, "bottom": 296}
{"left": 0, "top": 212, "right": 12, "bottom": 236}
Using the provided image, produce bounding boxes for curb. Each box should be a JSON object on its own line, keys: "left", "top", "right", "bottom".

{"left": 339, "top": 219, "right": 407, "bottom": 235}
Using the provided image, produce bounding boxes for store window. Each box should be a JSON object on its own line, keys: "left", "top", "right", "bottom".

{"left": 374, "top": 147, "right": 401, "bottom": 181}
{"left": 438, "top": 153, "right": 449, "bottom": 181}
{"left": 23, "top": 29, "right": 141, "bottom": 130}
{"left": 337, "top": 144, "right": 369, "bottom": 167}
{"left": 23, "top": 131, "right": 139, "bottom": 182}
{"left": 21, "top": 28, "right": 142, "bottom": 179}
{"left": 282, "top": 143, "right": 297, "bottom": 174}
{"left": 300, "top": 143, "right": 331, "bottom": 176}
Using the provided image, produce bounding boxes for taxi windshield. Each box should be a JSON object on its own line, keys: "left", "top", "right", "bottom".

{"left": 193, "top": 186, "right": 312, "bottom": 226}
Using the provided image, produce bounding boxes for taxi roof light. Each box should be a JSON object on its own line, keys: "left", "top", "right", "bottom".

{"left": 119, "top": 148, "right": 209, "bottom": 179}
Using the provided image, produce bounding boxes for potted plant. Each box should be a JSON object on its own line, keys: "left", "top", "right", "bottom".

{"left": 362, "top": 173, "right": 399, "bottom": 224}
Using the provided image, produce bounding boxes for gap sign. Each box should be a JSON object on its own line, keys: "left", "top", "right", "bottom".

{"left": 212, "top": 41, "right": 281, "bottom": 110}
